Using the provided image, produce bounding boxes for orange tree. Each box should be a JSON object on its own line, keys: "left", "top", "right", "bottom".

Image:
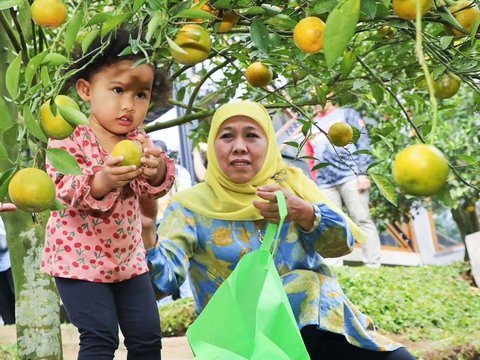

{"left": 0, "top": 0, "right": 479, "bottom": 357}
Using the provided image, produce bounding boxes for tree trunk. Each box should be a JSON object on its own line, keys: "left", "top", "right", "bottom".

{"left": 451, "top": 206, "right": 480, "bottom": 262}
{"left": 1, "top": 212, "right": 63, "bottom": 359}
{"left": 1, "top": 25, "right": 63, "bottom": 360}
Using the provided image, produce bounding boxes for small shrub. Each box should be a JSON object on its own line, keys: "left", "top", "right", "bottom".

{"left": 159, "top": 297, "right": 196, "bottom": 337}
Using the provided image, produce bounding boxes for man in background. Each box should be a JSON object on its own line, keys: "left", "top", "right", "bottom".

{"left": 310, "top": 101, "right": 382, "bottom": 267}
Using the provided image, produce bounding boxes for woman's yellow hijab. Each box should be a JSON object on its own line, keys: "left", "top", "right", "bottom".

{"left": 172, "top": 101, "right": 364, "bottom": 242}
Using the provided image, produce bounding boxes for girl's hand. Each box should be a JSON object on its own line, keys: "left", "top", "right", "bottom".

{"left": 253, "top": 185, "right": 315, "bottom": 231}
{"left": 90, "top": 156, "right": 142, "bottom": 199}
{"left": 137, "top": 136, "right": 167, "bottom": 185}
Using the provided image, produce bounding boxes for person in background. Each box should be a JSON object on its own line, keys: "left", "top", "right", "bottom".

{"left": 153, "top": 139, "right": 193, "bottom": 220}
{"left": 41, "top": 29, "right": 175, "bottom": 359}
{"left": 192, "top": 143, "right": 207, "bottom": 183}
{"left": 151, "top": 139, "right": 193, "bottom": 303}
{"left": 143, "top": 101, "right": 415, "bottom": 359}
{"left": 0, "top": 202, "right": 17, "bottom": 325}
{"left": 309, "top": 100, "right": 382, "bottom": 267}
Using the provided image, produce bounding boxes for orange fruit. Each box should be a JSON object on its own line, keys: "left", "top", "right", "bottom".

{"left": 8, "top": 168, "right": 56, "bottom": 212}
{"left": 445, "top": 0, "right": 480, "bottom": 36}
{"left": 328, "top": 122, "right": 353, "bottom": 147}
{"left": 111, "top": 140, "right": 143, "bottom": 167}
{"left": 217, "top": 11, "right": 241, "bottom": 33}
{"left": 170, "top": 24, "right": 212, "bottom": 65}
{"left": 40, "top": 95, "right": 79, "bottom": 140}
{"left": 392, "top": 0, "right": 433, "bottom": 19}
{"left": 433, "top": 73, "right": 461, "bottom": 99}
{"left": 392, "top": 144, "right": 449, "bottom": 196}
{"left": 293, "top": 17, "right": 326, "bottom": 53}
{"left": 31, "top": 0, "right": 67, "bottom": 29}
{"left": 193, "top": 0, "right": 219, "bottom": 23}
{"left": 466, "top": 204, "right": 476, "bottom": 213}
{"left": 245, "top": 62, "right": 273, "bottom": 87}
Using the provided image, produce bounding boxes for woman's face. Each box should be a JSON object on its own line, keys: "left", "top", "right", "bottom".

{"left": 214, "top": 116, "right": 268, "bottom": 184}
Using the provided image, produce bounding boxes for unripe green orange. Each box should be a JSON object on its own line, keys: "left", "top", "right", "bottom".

{"left": 111, "top": 140, "right": 143, "bottom": 167}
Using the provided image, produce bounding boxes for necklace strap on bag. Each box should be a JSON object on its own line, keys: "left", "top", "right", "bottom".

{"left": 260, "top": 191, "right": 287, "bottom": 253}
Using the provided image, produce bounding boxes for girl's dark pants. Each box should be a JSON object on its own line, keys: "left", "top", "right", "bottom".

{"left": 56, "top": 272, "right": 161, "bottom": 360}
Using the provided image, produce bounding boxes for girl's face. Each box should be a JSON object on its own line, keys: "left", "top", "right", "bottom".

{"left": 76, "top": 60, "right": 155, "bottom": 137}
{"left": 214, "top": 116, "right": 268, "bottom": 184}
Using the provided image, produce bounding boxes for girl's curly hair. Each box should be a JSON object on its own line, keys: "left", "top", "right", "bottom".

{"left": 64, "top": 28, "right": 172, "bottom": 110}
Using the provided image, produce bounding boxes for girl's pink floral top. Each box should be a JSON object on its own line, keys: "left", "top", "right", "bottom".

{"left": 41, "top": 125, "right": 175, "bottom": 283}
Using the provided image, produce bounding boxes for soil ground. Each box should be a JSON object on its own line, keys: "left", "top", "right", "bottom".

{"left": 0, "top": 324, "right": 193, "bottom": 359}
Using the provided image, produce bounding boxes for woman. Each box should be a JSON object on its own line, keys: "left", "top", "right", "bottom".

{"left": 146, "top": 101, "right": 415, "bottom": 359}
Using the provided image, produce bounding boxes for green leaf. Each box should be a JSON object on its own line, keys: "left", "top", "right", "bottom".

{"left": 0, "top": 0, "right": 22, "bottom": 10}
{"left": 41, "top": 53, "right": 69, "bottom": 67}
{"left": 40, "top": 66, "right": 51, "bottom": 87}
{"left": 166, "top": 35, "right": 188, "bottom": 54}
{"left": 339, "top": 50, "right": 356, "bottom": 77}
{"left": 101, "top": 13, "right": 133, "bottom": 36}
{"left": 146, "top": 11, "right": 164, "bottom": 42}
{"left": 81, "top": 29, "right": 100, "bottom": 54}
{"left": 211, "top": 0, "right": 231, "bottom": 9}
{"left": 242, "top": 6, "right": 265, "bottom": 15}
{"left": 352, "top": 126, "right": 361, "bottom": 144}
{"left": 5, "top": 52, "right": 22, "bottom": 99}
{"left": 65, "top": 9, "right": 84, "bottom": 53}
{"left": 264, "top": 15, "right": 297, "bottom": 30}
{"left": 360, "top": 0, "right": 377, "bottom": 19}
{"left": 439, "top": 36, "right": 453, "bottom": 50}
{"left": 86, "top": 13, "right": 112, "bottom": 27}
{"left": 0, "top": 124, "right": 18, "bottom": 164}
{"left": 0, "top": 97, "right": 12, "bottom": 131}
{"left": 23, "top": 105, "right": 48, "bottom": 143}
{"left": 24, "top": 51, "right": 47, "bottom": 88}
{"left": 456, "top": 154, "right": 478, "bottom": 165}
{"left": 45, "top": 148, "right": 82, "bottom": 175}
{"left": 311, "top": 0, "right": 338, "bottom": 14}
{"left": 173, "top": 8, "right": 218, "bottom": 20}
{"left": 0, "top": 168, "right": 15, "bottom": 202}
{"left": 324, "top": 0, "right": 360, "bottom": 68}
{"left": 58, "top": 106, "right": 89, "bottom": 126}
{"left": 369, "top": 172, "right": 397, "bottom": 206}
{"left": 370, "top": 83, "right": 384, "bottom": 104}
{"left": 471, "top": 15, "right": 480, "bottom": 46}
{"left": 49, "top": 199, "right": 66, "bottom": 211}
{"left": 250, "top": 18, "right": 270, "bottom": 54}
{"left": 133, "top": 0, "right": 146, "bottom": 12}
{"left": 283, "top": 141, "right": 299, "bottom": 148}
{"left": 312, "top": 162, "right": 331, "bottom": 171}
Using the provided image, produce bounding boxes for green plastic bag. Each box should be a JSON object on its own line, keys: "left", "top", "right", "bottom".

{"left": 187, "top": 191, "right": 310, "bottom": 360}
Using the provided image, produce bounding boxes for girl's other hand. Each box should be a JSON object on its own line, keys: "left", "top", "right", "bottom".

{"left": 137, "top": 136, "right": 167, "bottom": 185}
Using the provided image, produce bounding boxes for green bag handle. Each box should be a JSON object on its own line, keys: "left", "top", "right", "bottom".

{"left": 260, "top": 191, "right": 287, "bottom": 253}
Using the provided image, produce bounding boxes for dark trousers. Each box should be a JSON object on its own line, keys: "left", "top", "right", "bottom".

{"left": 0, "top": 268, "right": 15, "bottom": 324}
{"left": 301, "top": 325, "right": 416, "bottom": 360}
{"left": 56, "top": 273, "right": 162, "bottom": 360}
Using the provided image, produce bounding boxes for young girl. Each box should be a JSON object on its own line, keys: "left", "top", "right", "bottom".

{"left": 41, "top": 30, "right": 175, "bottom": 360}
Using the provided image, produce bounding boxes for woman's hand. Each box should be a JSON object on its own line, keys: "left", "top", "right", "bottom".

{"left": 253, "top": 185, "right": 315, "bottom": 231}
{"left": 137, "top": 136, "right": 167, "bottom": 185}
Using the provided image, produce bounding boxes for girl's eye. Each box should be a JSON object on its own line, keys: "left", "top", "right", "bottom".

{"left": 137, "top": 92, "right": 147, "bottom": 99}
{"left": 113, "top": 87, "right": 123, "bottom": 94}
